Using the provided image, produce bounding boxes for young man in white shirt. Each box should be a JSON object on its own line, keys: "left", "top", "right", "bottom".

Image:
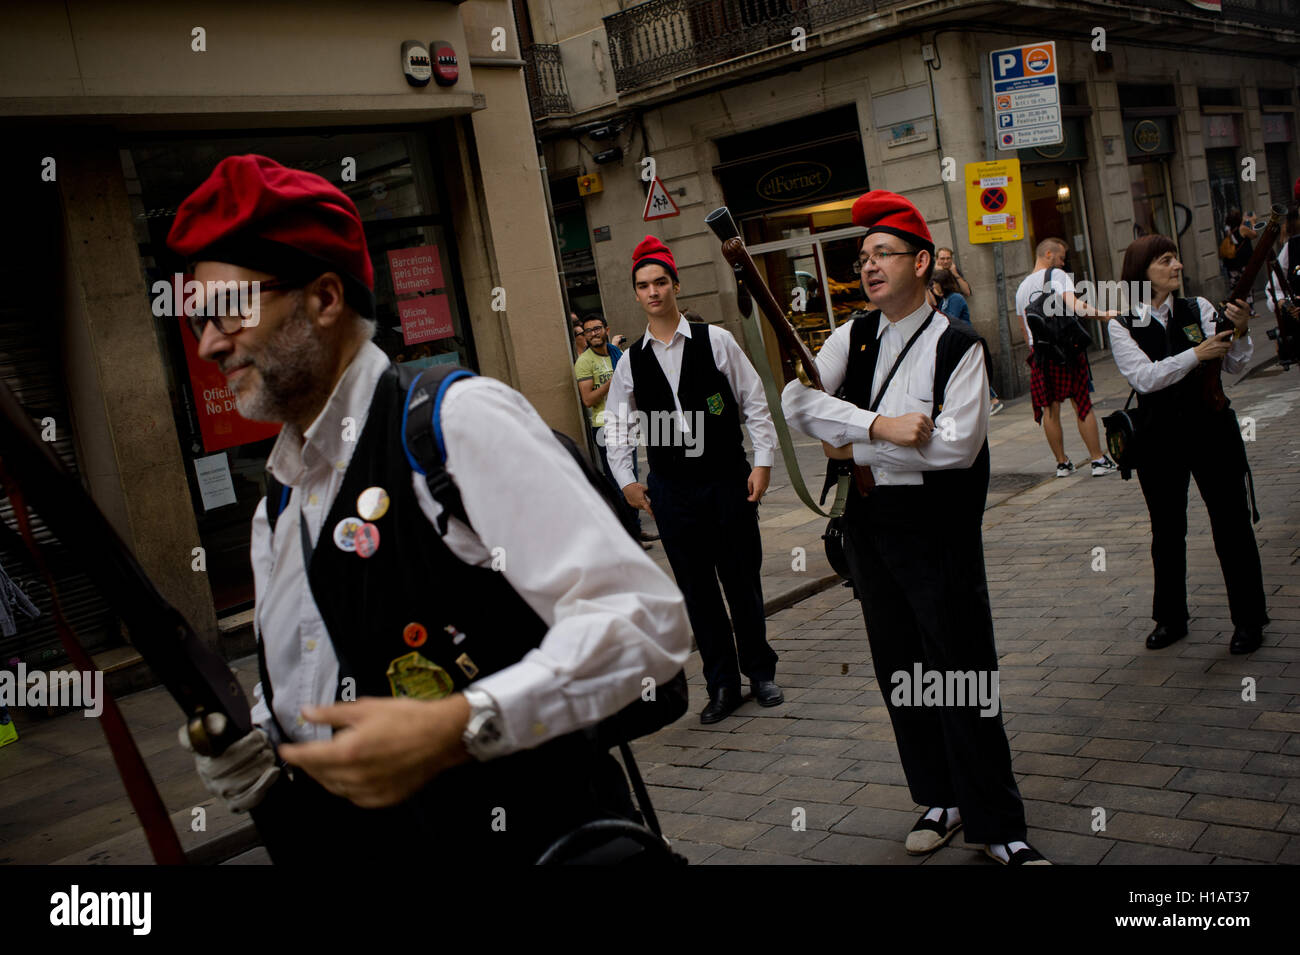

{"left": 606, "top": 236, "right": 781, "bottom": 724}
{"left": 1015, "top": 237, "right": 1118, "bottom": 477}
{"left": 783, "top": 190, "right": 1047, "bottom": 865}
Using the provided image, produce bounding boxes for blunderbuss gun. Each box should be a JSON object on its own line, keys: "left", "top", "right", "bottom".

{"left": 1204, "top": 203, "right": 1287, "bottom": 409}
{"left": 705, "top": 205, "right": 874, "bottom": 496}
{"left": 1265, "top": 256, "right": 1300, "bottom": 370}
{"left": 0, "top": 377, "right": 253, "bottom": 862}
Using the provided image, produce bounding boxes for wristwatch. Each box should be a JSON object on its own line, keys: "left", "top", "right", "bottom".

{"left": 461, "top": 688, "right": 508, "bottom": 761}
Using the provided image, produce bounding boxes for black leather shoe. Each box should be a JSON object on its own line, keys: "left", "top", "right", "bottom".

{"left": 751, "top": 680, "right": 784, "bottom": 707}
{"left": 700, "top": 687, "right": 743, "bottom": 724}
{"left": 1145, "top": 623, "right": 1188, "bottom": 650}
{"left": 1229, "top": 626, "right": 1263, "bottom": 655}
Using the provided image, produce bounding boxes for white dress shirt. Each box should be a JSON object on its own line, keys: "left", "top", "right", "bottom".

{"left": 604, "top": 314, "right": 777, "bottom": 490}
{"left": 250, "top": 340, "right": 690, "bottom": 756}
{"left": 1108, "top": 296, "right": 1252, "bottom": 394}
{"left": 780, "top": 302, "right": 990, "bottom": 485}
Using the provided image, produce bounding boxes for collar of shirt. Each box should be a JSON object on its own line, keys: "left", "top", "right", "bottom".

{"left": 1139, "top": 297, "right": 1174, "bottom": 328}
{"left": 265, "top": 340, "right": 390, "bottom": 487}
{"left": 640, "top": 313, "right": 690, "bottom": 348}
{"left": 875, "top": 300, "right": 934, "bottom": 341}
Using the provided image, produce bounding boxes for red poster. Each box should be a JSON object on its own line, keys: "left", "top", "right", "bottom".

{"left": 387, "top": 245, "right": 445, "bottom": 296}
{"left": 398, "top": 295, "right": 454, "bottom": 345}
{"left": 175, "top": 276, "right": 282, "bottom": 453}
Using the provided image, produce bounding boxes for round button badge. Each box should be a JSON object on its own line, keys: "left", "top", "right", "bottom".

{"left": 403, "top": 622, "right": 428, "bottom": 648}
{"left": 333, "top": 517, "right": 364, "bottom": 552}
{"left": 357, "top": 486, "right": 391, "bottom": 522}
{"left": 354, "top": 522, "right": 380, "bottom": 558}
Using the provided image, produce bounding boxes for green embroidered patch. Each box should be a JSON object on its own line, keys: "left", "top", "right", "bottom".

{"left": 1182, "top": 323, "right": 1205, "bottom": 344}
{"left": 706, "top": 392, "right": 724, "bottom": 415}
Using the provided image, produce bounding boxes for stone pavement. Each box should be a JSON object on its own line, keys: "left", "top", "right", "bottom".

{"left": 1, "top": 342, "right": 1296, "bottom": 865}
{"left": 631, "top": 349, "right": 1300, "bottom": 865}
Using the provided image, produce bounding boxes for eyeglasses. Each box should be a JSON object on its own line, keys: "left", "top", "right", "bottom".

{"left": 186, "top": 279, "right": 301, "bottom": 341}
{"left": 856, "top": 250, "right": 916, "bottom": 270}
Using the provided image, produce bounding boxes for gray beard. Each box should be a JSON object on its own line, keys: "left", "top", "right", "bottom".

{"left": 234, "top": 299, "right": 333, "bottom": 424}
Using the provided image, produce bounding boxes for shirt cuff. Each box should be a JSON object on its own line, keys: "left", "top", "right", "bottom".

{"left": 752, "top": 450, "right": 774, "bottom": 468}
{"left": 850, "top": 409, "right": 879, "bottom": 444}
{"left": 472, "top": 659, "right": 566, "bottom": 755}
{"left": 852, "top": 441, "right": 879, "bottom": 467}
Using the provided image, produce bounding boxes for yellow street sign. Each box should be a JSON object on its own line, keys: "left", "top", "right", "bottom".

{"left": 965, "top": 159, "right": 1024, "bottom": 244}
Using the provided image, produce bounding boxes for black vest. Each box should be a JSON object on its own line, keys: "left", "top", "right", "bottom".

{"left": 262, "top": 366, "right": 607, "bottom": 859}
{"left": 628, "top": 321, "right": 749, "bottom": 481}
{"left": 841, "top": 311, "right": 991, "bottom": 528}
{"left": 1122, "top": 297, "right": 1222, "bottom": 421}
{"left": 1286, "top": 236, "right": 1300, "bottom": 295}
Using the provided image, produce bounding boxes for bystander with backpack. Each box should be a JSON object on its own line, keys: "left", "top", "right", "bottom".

{"left": 1015, "top": 238, "right": 1119, "bottom": 478}
{"left": 168, "top": 154, "right": 690, "bottom": 865}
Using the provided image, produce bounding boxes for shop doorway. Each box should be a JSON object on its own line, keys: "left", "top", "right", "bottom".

{"left": 1023, "top": 170, "right": 1103, "bottom": 347}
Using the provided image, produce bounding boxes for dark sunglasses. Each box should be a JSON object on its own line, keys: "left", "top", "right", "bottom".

{"left": 186, "top": 278, "right": 302, "bottom": 341}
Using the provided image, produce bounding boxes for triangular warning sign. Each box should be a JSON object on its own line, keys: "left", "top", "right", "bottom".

{"left": 643, "top": 176, "right": 680, "bottom": 221}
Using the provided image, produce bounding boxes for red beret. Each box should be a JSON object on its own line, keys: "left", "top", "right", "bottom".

{"left": 167, "top": 154, "right": 374, "bottom": 316}
{"left": 631, "top": 235, "right": 678, "bottom": 283}
{"left": 851, "top": 190, "right": 934, "bottom": 255}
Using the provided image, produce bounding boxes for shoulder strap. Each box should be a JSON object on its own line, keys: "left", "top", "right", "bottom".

{"left": 869, "top": 312, "right": 933, "bottom": 411}
{"left": 400, "top": 363, "right": 477, "bottom": 535}
{"left": 264, "top": 477, "right": 289, "bottom": 533}
{"left": 1042, "top": 266, "right": 1054, "bottom": 290}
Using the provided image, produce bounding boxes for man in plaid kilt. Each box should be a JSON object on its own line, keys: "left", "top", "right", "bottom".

{"left": 1015, "top": 238, "right": 1119, "bottom": 478}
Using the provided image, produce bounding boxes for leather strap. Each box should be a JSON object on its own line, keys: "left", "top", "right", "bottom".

{"left": 736, "top": 299, "right": 849, "bottom": 518}
{"left": 0, "top": 462, "right": 186, "bottom": 865}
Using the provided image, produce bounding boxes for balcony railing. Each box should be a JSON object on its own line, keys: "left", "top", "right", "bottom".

{"left": 603, "top": 0, "right": 880, "bottom": 94}
{"left": 522, "top": 44, "right": 573, "bottom": 118}
{"left": 603, "top": 0, "right": 1298, "bottom": 96}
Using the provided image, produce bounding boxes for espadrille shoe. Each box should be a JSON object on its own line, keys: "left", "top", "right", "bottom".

{"left": 904, "top": 808, "right": 962, "bottom": 855}
{"left": 984, "top": 843, "right": 1052, "bottom": 865}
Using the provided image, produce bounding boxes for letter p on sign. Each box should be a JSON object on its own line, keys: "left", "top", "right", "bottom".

{"left": 997, "top": 54, "right": 1016, "bottom": 77}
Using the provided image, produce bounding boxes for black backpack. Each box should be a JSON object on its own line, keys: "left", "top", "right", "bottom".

{"left": 1025, "top": 267, "right": 1092, "bottom": 365}
{"left": 398, "top": 364, "right": 688, "bottom": 747}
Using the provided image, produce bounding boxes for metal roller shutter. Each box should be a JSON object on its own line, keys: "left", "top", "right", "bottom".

{"left": 0, "top": 149, "right": 118, "bottom": 666}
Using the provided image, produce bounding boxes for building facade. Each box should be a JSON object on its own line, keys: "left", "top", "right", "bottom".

{"left": 0, "top": 0, "right": 575, "bottom": 670}
{"left": 520, "top": 0, "right": 1299, "bottom": 393}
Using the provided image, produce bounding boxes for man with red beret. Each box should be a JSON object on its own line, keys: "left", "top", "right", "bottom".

{"left": 605, "top": 236, "right": 781, "bottom": 724}
{"left": 783, "top": 191, "right": 1047, "bottom": 865}
{"left": 170, "top": 155, "right": 689, "bottom": 863}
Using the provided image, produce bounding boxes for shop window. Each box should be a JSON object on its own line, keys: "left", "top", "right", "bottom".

{"left": 122, "top": 128, "right": 471, "bottom": 614}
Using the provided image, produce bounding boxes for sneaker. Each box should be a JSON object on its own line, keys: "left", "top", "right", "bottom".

{"left": 1055, "top": 460, "right": 1075, "bottom": 478}
{"left": 1090, "top": 455, "right": 1118, "bottom": 477}
{"left": 989, "top": 399, "right": 1005, "bottom": 416}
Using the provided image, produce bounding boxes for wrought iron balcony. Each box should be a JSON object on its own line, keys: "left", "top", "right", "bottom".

{"left": 603, "top": 0, "right": 880, "bottom": 94}
{"left": 522, "top": 44, "right": 573, "bottom": 119}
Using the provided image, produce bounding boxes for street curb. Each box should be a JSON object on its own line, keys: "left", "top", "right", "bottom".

{"left": 763, "top": 572, "right": 844, "bottom": 616}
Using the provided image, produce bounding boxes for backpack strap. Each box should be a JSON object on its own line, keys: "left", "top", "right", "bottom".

{"left": 263, "top": 476, "right": 290, "bottom": 534}
{"left": 400, "top": 363, "right": 477, "bottom": 536}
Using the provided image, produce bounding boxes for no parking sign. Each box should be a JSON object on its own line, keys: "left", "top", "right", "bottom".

{"left": 965, "top": 159, "right": 1024, "bottom": 243}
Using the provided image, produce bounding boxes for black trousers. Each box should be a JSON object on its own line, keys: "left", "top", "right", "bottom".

{"left": 648, "top": 466, "right": 776, "bottom": 697}
{"left": 1135, "top": 409, "right": 1267, "bottom": 630}
{"left": 844, "top": 488, "right": 1026, "bottom": 845}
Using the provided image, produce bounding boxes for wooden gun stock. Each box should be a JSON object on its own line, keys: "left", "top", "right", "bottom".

{"left": 1205, "top": 204, "right": 1287, "bottom": 408}
{"left": 705, "top": 206, "right": 874, "bottom": 496}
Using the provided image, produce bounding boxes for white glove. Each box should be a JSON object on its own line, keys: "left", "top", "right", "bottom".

{"left": 179, "top": 724, "right": 281, "bottom": 813}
